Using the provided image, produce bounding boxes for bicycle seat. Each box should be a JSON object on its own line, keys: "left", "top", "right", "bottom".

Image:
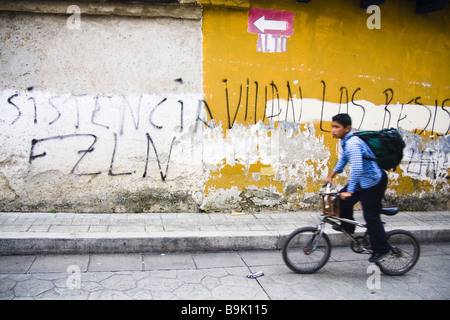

{"left": 381, "top": 207, "right": 399, "bottom": 216}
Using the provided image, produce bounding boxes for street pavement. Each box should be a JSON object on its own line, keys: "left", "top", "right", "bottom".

{"left": 0, "top": 210, "right": 449, "bottom": 301}
{"left": 0, "top": 242, "right": 449, "bottom": 300}
{"left": 0, "top": 211, "right": 449, "bottom": 254}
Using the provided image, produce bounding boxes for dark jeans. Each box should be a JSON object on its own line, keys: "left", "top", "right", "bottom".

{"left": 339, "top": 171, "right": 390, "bottom": 253}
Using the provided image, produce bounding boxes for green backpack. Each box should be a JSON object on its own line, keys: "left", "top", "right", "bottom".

{"left": 353, "top": 128, "right": 406, "bottom": 171}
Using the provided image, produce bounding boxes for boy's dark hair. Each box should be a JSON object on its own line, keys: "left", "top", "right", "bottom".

{"left": 332, "top": 113, "right": 352, "bottom": 128}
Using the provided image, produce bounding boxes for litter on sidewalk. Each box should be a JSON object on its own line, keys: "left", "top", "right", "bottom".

{"left": 246, "top": 271, "right": 264, "bottom": 279}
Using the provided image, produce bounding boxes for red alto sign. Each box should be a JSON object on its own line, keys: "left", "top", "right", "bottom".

{"left": 247, "top": 8, "right": 294, "bottom": 37}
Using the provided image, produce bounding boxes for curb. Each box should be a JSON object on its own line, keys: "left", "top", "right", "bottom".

{"left": 1, "top": 226, "right": 449, "bottom": 255}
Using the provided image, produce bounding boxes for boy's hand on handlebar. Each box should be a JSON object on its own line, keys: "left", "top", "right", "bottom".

{"left": 324, "top": 172, "right": 337, "bottom": 186}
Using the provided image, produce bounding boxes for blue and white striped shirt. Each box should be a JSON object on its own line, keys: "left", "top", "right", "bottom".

{"left": 333, "top": 131, "right": 383, "bottom": 193}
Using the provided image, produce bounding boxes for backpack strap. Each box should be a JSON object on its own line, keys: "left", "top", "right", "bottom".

{"left": 342, "top": 134, "right": 376, "bottom": 162}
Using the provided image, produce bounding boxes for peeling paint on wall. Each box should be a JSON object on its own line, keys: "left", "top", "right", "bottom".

{"left": 201, "top": 0, "right": 450, "bottom": 211}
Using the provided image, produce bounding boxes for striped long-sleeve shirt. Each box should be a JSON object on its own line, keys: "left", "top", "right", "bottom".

{"left": 333, "top": 131, "right": 383, "bottom": 193}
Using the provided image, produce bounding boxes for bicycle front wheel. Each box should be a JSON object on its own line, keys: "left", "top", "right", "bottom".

{"left": 282, "top": 227, "right": 331, "bottom": 274}
{"left": 376, "top": 229, "right": 420, "bottom": 276}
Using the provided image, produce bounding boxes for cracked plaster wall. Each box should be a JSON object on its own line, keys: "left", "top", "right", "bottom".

{"left": 0, "top": 0, "right": 449, "bottom": 212}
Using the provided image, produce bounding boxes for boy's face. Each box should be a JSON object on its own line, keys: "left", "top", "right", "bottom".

{"left": 331, "top": 121, "right": 351, "bottom": 139}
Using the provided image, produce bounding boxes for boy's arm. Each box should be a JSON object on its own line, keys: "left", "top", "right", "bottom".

{"left": 325, "top": 146, "right": 348, "bottom": 183}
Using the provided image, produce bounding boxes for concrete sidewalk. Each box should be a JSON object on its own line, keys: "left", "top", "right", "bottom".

{"left": 0, "top": 211, "right": 449, "bottom": 255}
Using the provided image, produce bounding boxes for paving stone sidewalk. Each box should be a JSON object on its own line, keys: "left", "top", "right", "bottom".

{"left": 1, "top": 244, "right": 449, "bottom": 300}
{"left": 0, "top": 211, "right": 449, "bottom": 254}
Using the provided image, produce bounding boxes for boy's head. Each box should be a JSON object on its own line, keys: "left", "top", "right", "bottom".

{"left": 331, "top": 113, "right": 352, "bottom": 139}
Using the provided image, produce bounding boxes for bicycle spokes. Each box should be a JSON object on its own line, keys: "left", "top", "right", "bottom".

{"left": 282, "top": 227, "right": 332, "bottom": 274}
{"left": 376, "top": 230, "right": 420, "bottom": 276}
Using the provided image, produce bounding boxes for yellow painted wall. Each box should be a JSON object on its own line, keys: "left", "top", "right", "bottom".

{"left": 203, "top": 0, "right": 449, "bottom": 121}
{"left": 201, "top": 0, "right": 450, "bottom": 211}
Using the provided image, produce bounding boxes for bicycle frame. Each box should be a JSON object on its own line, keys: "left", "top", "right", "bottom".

{"left": 317, "top": 184, "right": 373, "bottom": 253}
{"left": 316, "top": 215, "right": 373, "bottom": 254}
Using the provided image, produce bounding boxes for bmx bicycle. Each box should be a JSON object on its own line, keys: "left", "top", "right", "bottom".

{"left": 282, "top": 184, "right": 420, "bottom": 275}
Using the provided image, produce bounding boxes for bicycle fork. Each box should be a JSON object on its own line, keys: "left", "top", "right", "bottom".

{"left": 306, "top": 222, "right": 326, "bottom": 254}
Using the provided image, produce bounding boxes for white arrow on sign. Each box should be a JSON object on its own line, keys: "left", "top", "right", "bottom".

{"left": 254, "top": 16, "right": 288, "bottom": 33}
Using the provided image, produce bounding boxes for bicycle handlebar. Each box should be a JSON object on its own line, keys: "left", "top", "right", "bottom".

{"left": 320, "top": 182, "right": 339, "bottom": 195}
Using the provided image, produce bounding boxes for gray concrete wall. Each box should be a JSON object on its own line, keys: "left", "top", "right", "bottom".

{"left": 0, "top": 3, "right": 206, "bottom": 212}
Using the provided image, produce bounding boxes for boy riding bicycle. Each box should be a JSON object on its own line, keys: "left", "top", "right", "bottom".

{"left": 324, "top": 114, "right": 390, "bottom": 263}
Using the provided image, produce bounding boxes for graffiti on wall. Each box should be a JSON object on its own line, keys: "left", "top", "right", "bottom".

{"left": 205, "top": 78, "right": 450, "bottom": 182}
{"left": 1, "top": 79, "right": 449, "bottom": 186}
{"left": 213, "top": 78, "right": 450, "bottom": 134}
{"left": 0, "top": 86, "right": 208, "bottom": 181}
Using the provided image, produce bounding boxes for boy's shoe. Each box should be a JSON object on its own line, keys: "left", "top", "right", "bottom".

{"left": 369, "top": 251, "right": 390, "bottom": 263}
{"left": 332, "top": 224, "right": 354, "bottom": 234}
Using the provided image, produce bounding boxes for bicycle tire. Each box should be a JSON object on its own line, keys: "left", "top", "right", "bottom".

{"left": 282, "top": 226, "right": 331, "bottom": 274}
{"left": 376, "top": 229, "right": 420, "bottom": 276}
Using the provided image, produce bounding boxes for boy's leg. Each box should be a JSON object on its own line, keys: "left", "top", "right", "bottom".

{"left": 360, "top": 172, "right": 390, "bottom": 253}
{"left": 338, "top": 184, "right": 359, "bottom": 233}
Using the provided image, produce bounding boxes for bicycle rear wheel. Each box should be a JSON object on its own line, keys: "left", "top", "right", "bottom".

{"left": 282, "top": 227, "right": 331, "bottom": 274}
{"left": 376, "top": 229, "right": 420, "bottom": 276}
